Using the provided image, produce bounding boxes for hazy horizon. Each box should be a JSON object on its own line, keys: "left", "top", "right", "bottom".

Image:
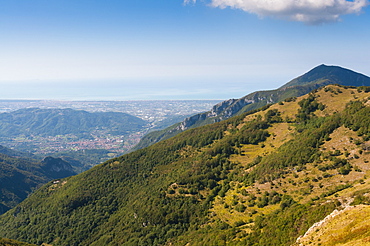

{"left": 0, "top": 76, "right": 289, "bottom": 101}
{"left": 1, "top": 1, "right": 369, "bottom": 100}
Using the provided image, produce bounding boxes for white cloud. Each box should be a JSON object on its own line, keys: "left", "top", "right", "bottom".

{"left": 187, "top": 0, "right": 369, "bottom": 24}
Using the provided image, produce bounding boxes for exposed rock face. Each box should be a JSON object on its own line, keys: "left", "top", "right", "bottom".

{"left": 210, "top": 99, "right": 238, "bottom": 117}
{"left": 177, "top": 98, "right": 254, "bottom": 131}
{"left": 294, "top": 204, "right": 370, "bottom": 246}
{"left": 177, "top": 112, "right": 208, "bottom": 131}
{"left": 176, "top": 94, "right": 262, "bottom": 132}
{"left": 217, "top": 97, "right": 256, "bottom": 119}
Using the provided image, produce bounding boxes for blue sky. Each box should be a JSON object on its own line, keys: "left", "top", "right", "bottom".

{"left": 0, "top": 0, "right": 369, "bottom": 100}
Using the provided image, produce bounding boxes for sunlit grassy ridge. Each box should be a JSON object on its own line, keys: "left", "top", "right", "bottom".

{"left": 1, "top": 85, "right": 370, "bottom": 245}
{"left": 295, "top": 205, "right": 370, "bottom": 246}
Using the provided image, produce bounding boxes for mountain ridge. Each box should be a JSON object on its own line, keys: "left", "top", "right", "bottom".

{"left": 133, "top": 64, "right": 370, "bottom": 151}
{"left": 281, "top": 64, "right": 370, "bottom": 88}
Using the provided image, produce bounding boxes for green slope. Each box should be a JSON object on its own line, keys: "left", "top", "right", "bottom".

{"left": 0, "top": 153, "right": 47, "bottom": 213}
{"left": 134, "top": 64, "right": 370, "bottom": 151}
{"left": 2, "top": 85, "right": 370, "bottom": 245}
{"left": 0, "top": 148, "right": 76, "bottom": 214}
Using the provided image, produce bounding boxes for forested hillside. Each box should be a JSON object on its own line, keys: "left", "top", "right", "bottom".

{"left": 134, "top": 65, "right": 370, "bottom": 150}
{"left": 0, "top": 149, "right": 76, "bottom": 214}
{"left": 1, "top": 85, "right": 370, "bottom": 245}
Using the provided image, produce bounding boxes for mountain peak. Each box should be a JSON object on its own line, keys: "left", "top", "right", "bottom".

{"left": 281, "top": 64, "right": 370, "bottom": 89}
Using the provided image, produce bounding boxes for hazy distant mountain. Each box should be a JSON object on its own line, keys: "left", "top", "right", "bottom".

{"left": 0, "top": 108, "right": 147, "bottom": 138}
{"left": 3, "top": 85, "right": 370, "bottom": 245}
{"left": 0, "top": 145, "right": 36, "bottom": 159}
{"left": 134, "top": 64, "right": 370, "bottom": 150}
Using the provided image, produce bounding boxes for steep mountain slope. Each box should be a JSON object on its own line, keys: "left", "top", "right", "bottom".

{"left": 0, "top": 151, "right": 76, "bottom": 214}
{"left": 134, "top": 65, "right": 370, "bottom": 150}
{"left": 1, "top": 85, "right": 370, "bottom": 245}
{"left": 0, "top": 108, "right": 147, "bottom": 137}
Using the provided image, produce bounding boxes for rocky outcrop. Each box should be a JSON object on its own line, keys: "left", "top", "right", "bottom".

{"left": 176, "top": 97, "right": 256, "bottom": 131}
